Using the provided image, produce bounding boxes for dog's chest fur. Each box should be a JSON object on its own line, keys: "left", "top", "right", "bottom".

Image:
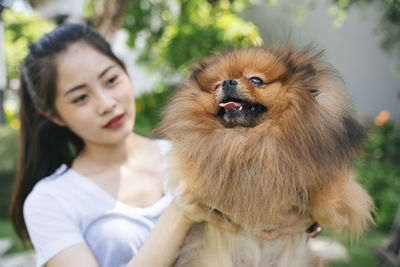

{"left": 174, "top": 223, "right": 322, "bottom": 267}
{"left": 167, "top": 139, "right": 315, "bottom": 229}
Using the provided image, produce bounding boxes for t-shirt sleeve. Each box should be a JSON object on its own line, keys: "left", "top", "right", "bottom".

{"left": 157, "top": 139, "right": 172, "bottom": 158}
{"left": 23, "top": 189, "right": 85, "bottom": 267}
{"left": 156, "top": 139, "right": 174, "bottom": 193}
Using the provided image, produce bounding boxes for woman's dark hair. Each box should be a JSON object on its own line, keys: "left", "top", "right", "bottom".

{"left": 9, "top": 23, "right": 126, "bottom": 243}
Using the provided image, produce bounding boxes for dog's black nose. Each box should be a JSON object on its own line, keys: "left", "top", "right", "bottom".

{"left": 222, "top": 79, "right": 238, "bottom": 92}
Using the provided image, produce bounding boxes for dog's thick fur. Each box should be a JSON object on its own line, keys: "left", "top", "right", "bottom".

{"left": 157, "top": 47, "right": 374, "bottom": 267}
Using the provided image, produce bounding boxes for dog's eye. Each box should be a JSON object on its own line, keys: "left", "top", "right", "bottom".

{"left": 249, "top": 77, "right": 264, "bottom": 87}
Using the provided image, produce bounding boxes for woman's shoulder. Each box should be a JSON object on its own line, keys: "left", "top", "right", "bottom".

{"left": 23, "top": 165, "right": 83, "bottom": 234}
{"left": 23, "top": 163, "right": 108, "bottom": 232}
{"left": 23, "top": 163, "right": 94, "bottom": 215}
{"left": 27, "top": 164, "right": 73, "bottom": 195}
{"left": 23, "top": 165, "right": 87, "bottom": 267}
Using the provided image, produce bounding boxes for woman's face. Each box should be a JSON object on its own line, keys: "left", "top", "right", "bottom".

{"left": 53, "top": 42, "right": 135, "bottom": 146}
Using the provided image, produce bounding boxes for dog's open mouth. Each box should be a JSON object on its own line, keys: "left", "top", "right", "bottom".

{"left": 217, "top": 97, "right": 267, "bottom": 127}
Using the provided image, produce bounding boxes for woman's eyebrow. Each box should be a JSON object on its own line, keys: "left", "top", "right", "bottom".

{"left": 64, "top": 65, "right": 117, "bottom": 97}
{"left": 64, "top": 84, "right": 85, "bottom": 96}
{"left": 98, "top": 65, "right": 116, "bottom": 79}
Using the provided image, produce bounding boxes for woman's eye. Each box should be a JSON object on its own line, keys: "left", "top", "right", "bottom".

{"left": 249, "top": 77, "right": 264, "bottom": 86}
{"left": 107, "top": 75, "right": 118, "bottom": 85}
{"left": 72, "top": 95, "right": 88, "bottom": 104}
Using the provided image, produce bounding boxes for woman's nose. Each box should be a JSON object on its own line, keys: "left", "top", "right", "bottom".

{"left": 96, "top": 90, "right": 117, "bottom": 115}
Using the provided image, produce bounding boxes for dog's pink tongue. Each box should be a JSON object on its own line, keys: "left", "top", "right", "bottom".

{"left": 219, "top": 102, "right": 243, "bottom": 110}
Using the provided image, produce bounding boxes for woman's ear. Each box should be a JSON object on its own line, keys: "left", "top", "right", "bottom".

{"left": 39, "top": 109, "right": 67, "bottom": 127}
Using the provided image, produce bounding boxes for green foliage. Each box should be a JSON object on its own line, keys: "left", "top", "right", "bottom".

{"left": 0, "top": 126, "right": 19, "bottom": 218}
{"left": 0, "top": 218, "right": 30, "bottom": 254}
{"left": 3, "top": 90, "right": 19, "bottom": 127}
{"left": 3, "top": 9, "right": 55, "bottom": 81}
{"left": 134, "top": 84, "right": 174, "bottom": 137}
{"left": 353, "top": 122, "right": 400, "bottom": 230}
{"left": 122, "top": 0, "right": 262, "bottom": 75}
{"left": 83, "top": 0, "right": 96, "bottom": 19}
{"left": 327, "top": 230, "right": 388, "bottom": 267}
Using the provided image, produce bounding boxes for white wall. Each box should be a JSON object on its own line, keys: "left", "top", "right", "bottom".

{"left": 243, "top": 0, "right": 400, "bottom": 121}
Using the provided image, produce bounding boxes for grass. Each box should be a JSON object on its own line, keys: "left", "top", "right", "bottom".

{"left": 0, "top": 218, "right": 31, "bottom": 255}
{"left": 326, "top": 230, "right": 392, "bottom": 267}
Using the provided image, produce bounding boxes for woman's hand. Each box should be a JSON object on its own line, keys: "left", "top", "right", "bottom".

{"left": 175, "top": 199, "right": 322, "bottom": 241}
{"left": 254, "top": 221, "right": 322, "bottom": 241}
{"left": 176, "top": 200, "right": 244, "bottom": 234}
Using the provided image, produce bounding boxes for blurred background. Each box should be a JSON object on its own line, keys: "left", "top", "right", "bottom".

{"left": 0, "top": 0, "right": 399, "bottom": 266}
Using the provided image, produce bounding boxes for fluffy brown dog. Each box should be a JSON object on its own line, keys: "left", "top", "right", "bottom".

{"left": 157, "top": 46, "right": 375, "bottom": 267}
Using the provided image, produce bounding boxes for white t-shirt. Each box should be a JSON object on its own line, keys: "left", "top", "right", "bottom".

{"left": 23, "top": 139, "right": 173, "bottom": 267}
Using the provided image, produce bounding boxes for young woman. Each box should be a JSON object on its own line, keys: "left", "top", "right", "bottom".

{"left": 9, "top": 24, "right": 316, "bottom": 267}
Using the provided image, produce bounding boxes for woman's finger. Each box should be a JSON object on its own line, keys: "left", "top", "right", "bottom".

{"left": 182, "top": 202, "right": 244, "bottom": 234}
{"left": 205, "top": 210, "right": 244, "bottom": 234}
{"left": 255, "top": 221, "right": 314, "bottom": 241}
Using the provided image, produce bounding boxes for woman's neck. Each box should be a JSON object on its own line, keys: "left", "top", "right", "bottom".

{"left": 76, "top": 132, "right": 142, "bottom": 169}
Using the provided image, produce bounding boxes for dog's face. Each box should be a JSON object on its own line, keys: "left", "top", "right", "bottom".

{"left": 216, "top": 77, "right": 268, "bottom": 128}
{"left": 191, "top": 48, "right": 333, "bottom": 129}
{"left": 197, "top": 50, "right": 286, "bottom": 128}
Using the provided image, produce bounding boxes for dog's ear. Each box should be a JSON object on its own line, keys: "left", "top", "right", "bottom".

{"left": 342, "top": 116, "right": 366, "bottom": 151}
{"left": 189, "top": 57, "right": 215, "bottom": 84}
{"left": 298, "top": 63, "right": 321, "bottom": 98}
{"left": 327, "top": 115, "right": 366, "bottom": 164}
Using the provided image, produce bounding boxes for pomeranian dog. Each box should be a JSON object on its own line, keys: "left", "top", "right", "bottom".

{"left": 157, "top": 46, "right": 375, "bottom": 267}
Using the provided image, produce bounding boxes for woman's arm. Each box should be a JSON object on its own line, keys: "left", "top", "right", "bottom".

{"left": 126, "top": 200, "right": 191, "bottom": 267}
{"left": 45, "top": 244, "right": 98, "bottom": 267}
{"left": 128, "top": 198, "right": 249, "bottom": 267}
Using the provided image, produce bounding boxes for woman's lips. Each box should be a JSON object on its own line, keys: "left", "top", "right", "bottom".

{"left": 104, "top": 114, "right": 125, "bottom": 129}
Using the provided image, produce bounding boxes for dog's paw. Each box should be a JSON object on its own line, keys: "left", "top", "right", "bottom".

{"left": 310, "top": 175, "right": 375, "bottom": 238}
